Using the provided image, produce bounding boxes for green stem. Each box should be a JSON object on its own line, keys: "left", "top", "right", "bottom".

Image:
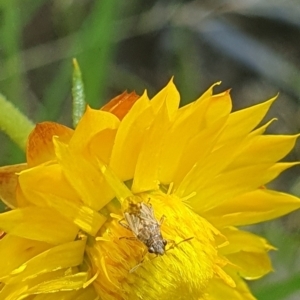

{"left": 0, "top": 93, "right": 35, "bottom": 151}
{"left": 72, "top": 58, "right": 86, "bottom": 128}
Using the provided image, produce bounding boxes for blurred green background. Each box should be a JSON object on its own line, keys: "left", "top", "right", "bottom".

{"left": 0, "top": 1, "right": 300, "bottom": 299}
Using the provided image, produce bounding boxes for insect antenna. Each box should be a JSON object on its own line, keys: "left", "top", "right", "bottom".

{"left": 165, "top": 237, "right": 194, "bottom": 252}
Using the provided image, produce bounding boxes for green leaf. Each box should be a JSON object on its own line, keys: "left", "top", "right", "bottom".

{"left": 72, "top": 59, "right": 86, "bottom": 128}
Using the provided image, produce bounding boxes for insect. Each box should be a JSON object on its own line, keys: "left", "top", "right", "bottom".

{"left": 119, "top": 198, "right": 193, "bottom": 272}
{"left": 119, "top": 200, "right": 167, "bottom": 255}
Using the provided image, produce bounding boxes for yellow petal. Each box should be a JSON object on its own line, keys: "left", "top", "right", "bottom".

{"left": 17, "top": 162, "right": 80, "bottom": 207}
{"left": 24, "top": 272, "right": 89, "bottom": 294}
{"left": 205, "top": 90, "right": 232, "bottom": 126}
{"left": 227, "top": 252, "right": 273, "bottom": 280}
{"left": 205, "top": 189, "right": 300, "bottom": 227}
{"left": 53, "top": 138, "right": 114, "bottom": 211}
{"left": 175, "top": 82, "right": 222, "bottom": 130}
{"left": 158, "top": 91, "right": 231, "bottom": 184}
{"left": 150, "top": 77, "right": 180, "bottom": 118}
{"left": 177, "top": 81, "right": 222, "bottom": 118}
{"left": 175, "top": 132, "right": 249, "bottom": 198}
{"left": 248, "top": 118, "right": 277, "bottom": 137}
{"left": 31, "top": 285, "right": 98, "bottom": 300}
{"left": 207, "top": 272, "right": 257, "bottom": 300}
{"left": 98, "top": 160, "right": 133, "bottom": 204}
{"left": 18, "top": 166, "right": 106, "bottom": 236}
{"left": 0, "top": 235, "right": 51, "bottom": 279}
{"left": 26, "top": 122, "right": 73, "bottom": 167}
{"left": 1, "top": 240, "right": 86, "bottom": 284}
{"left": 219, "top": 96, "right": 277, "bottom": 143}
{"left": 109, "top": 91, "right": 154, "bottom": 180}
{"left": 132, "top": 101, "right": 172, "bottom": 193}
{"left": 0, "top": 270, "right": 91, "bottom": 300}
{"left": 228, "top": 134, "right": 300, "bottom": 169}
{"left": 187, "top": 162, "right": 298, "bottom": 213}
{"left": 69, "top": 106, "right": 119, "bottom": 154}
{"left": 173, "top": 116, "right": 228, "bottom": 189}
{"left": 180, "top": 122, "right": 283, "bottom": 200}
{"left": 35, "top": 192, "right": 106, "bottom": 237}
{"left": 0, "top": 163, "right": 27, "bottom": 209}
{"left": 220, "top": 227, "right": 274, "bottom": 279}
{"left": 0, "top": 206, "right": 78, "bottom": 244}
{"left": 87, "top": 129, "right": 117, "bottom": 165}
{"left": 220, "top": 227, "right": 275, "bottom": 255}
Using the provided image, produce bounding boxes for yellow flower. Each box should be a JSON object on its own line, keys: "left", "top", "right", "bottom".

{"left": 0, "top": 80, "right": 300, "bottom": 300}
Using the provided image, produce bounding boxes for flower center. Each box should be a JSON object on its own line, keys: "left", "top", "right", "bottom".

{"left": 87, "top": 190, "right": 228, "bottom": 300}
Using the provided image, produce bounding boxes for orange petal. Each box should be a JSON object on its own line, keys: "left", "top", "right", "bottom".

{"left": 101, "top": 91, "right": 140, "bottom": 120}
{"left": 0, "top": 163, "right": 27, "bottom": 209}
{"left": 26, "top": 122, "right": 73, "bottom": 167}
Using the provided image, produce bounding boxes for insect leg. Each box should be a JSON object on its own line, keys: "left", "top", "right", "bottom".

{"left": 129, "top": 248, "right": 149, "bottom": 273}
{"left": 118, "top": 218, "right": 131, "bottom": 231}
{"left": 129, "top": 259, "right": 144, "bottom": 273}
{"left": 159, "top": 215, "right": 166, "bottom": 225}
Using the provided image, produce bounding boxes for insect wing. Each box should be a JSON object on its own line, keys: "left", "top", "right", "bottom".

{"left": 139, "top": 203, "right": 157, "bottom": 224}
{"left": 124, "top": 212, "right": 141, "bottom": 236}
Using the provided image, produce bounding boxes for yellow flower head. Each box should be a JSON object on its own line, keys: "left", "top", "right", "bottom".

{"left": 0, "top": 79, "right": 300, "bottom": 300}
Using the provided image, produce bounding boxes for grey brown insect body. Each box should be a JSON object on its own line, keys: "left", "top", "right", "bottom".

{"left": 137, "top": 221, "right": 167, "bottom": 255}
{"left": 121, "top": 201, "right": 167, "bottom": 255}
{"left": 119, "top": 198, "right": 193, "bottom": 272}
